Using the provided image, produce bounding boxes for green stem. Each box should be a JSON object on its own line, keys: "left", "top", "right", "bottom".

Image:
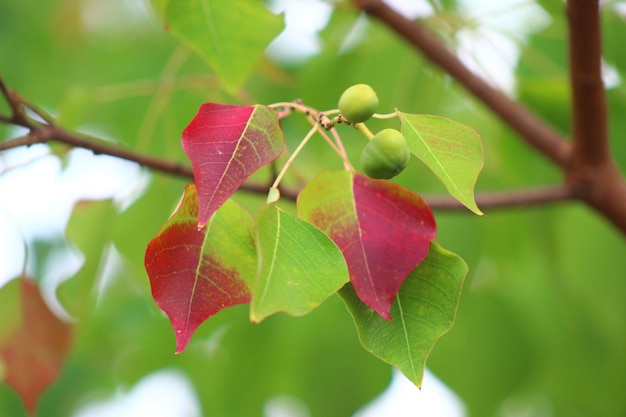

{"left": 354, "top": 122, "right": 375, "bottom": 140}
{"left": 328, "top": 127, "right": 355, "bottom": 172}
{"left": 373, "top": 110, "right": 400, "bottom": 119}
{"left": 271, "top": 124, "right": 318, "bottom": 190}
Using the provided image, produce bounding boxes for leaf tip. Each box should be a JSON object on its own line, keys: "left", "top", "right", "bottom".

{"left": 249, "top": 313, "right": 262, "bottom": 325}
{"left": 372, "top": 304, "right": 393, "bottom": 321}
{"left": 174, "top": 330, "right": 192, "bottom": 354}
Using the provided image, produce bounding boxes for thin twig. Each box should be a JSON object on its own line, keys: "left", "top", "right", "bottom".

{"left": 0, "top": 76, "right": 21, "bottom": 118}
{"left": 425, "top": 185, "right": 576, "bottom": 211}
{"left": 0, "top": 121, "right": 306, "bottom": 199}
{"left": 0, "top": 126, "right": 194, "bottom": 177}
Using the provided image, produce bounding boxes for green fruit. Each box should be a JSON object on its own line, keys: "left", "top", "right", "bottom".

{"left": 360, "top": 129, "right": 410, "bottom": 179}
{"left": 338, "top": 84, "right": 379, "bottom": 123}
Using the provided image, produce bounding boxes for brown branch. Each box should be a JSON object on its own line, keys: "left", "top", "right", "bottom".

{"left": 0, "top": 124, "right": 578, "bottom": 211}
{"left": 7, "top": 136, "right": 300, "bottom": 206}
{"left": 567, "top": 0, "right": 608, "bottom": 168}
{"left": 425, "top": 185, "right": 576, "bottom": 211}
{"left": 354, "top": 0, "right": 571, "bottom": 168}
{"left": 0, "top": 77, "right": 21, "bottom": 117}
{"left": 564, "top": 0, "right": 626, "bottom": 234}
{"left": 0, "top": 127, "right": 195, "bottom": 178}
{"left": 0, "top": 126, "right": 305, "bottom": 198}
{"left": 0, "top": 118, "right": 577, "bottom": 210}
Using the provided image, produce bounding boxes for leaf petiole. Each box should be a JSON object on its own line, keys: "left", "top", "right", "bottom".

{"left": 372, "top": 110, "right": 400, "bottom": 119}
{"left": 269, "top": 101, "right": 319, "bottom": 119}
{"left": 271, "top": 124, "right": 318, "bottom": 191}
{"left": 354, "top": 122, "right": 375, "bottom": 141}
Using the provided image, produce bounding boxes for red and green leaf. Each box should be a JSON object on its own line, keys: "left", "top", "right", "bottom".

{"left": 181, "top": 103, "right": 285, "bottom": 228}
{"left": 297, "top": 170, "right": 436, "bottom": 320}
{"left": 340, "top": 242, "right": 468, "bottom": 387}
{"left": 251, "top": 204, "right": 349, "bottom": 323}
{"left": 0, "top": 277, "right": 73, "bottom": 414}
{"left": 144, "top": 184, "right": 257, "bottom": 353}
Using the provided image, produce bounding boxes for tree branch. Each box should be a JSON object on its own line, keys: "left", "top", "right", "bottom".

{"left": 567, "top": 0, "right": 609, "bottom": 168}
{"left": 354, "top": 0, "right": 571, "bottom": 169}
{"left": 0, "top": 125, "right": 305, "bottom": 199}
{"left": 426, "top": 185, "right": 576, "bottom": 211}
{"left": 0, "top": 121, "right": 577, "bottom": 211}
{"left": 0, "top": 127, "right": 195, "bottom": 178}
{"left": 564, "top": 0, "right": 626, "bottom": 234}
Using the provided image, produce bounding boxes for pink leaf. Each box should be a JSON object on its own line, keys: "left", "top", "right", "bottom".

{"left": 181, "top": 103, "right": 285, "bottom": 228}
{"left": 298, "top": 171, "right": 436, "bottom": 320}
{"left": 144, "top": 184, "right": 257, "bottom": 353}
{"left": 0, "top": 277, "right": 73, "bottom": 414}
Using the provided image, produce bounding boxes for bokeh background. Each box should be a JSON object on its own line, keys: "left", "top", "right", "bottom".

{"left": 1, "top": 0, "right": 626, "bottom": 416}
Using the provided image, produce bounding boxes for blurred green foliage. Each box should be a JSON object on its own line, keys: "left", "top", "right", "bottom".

{"left": 1, "top": 0, "right": 626, "bottom": 416}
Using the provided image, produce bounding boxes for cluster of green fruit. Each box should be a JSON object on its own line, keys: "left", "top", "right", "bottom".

{"left": 338, "top": 84, "right": 410, "bottom": 180}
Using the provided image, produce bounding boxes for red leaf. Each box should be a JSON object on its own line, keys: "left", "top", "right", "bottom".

{"left": 298, "top": 171, "right": 436, "bottom": 320}
{"left": 144, "top": 184, "right": 257, "bottom": 353}
{"left": 0, "top": 277, "right": 73, "bottom": 414}
{"left": 181, "top": 103, "right": 285, "bottom": 228}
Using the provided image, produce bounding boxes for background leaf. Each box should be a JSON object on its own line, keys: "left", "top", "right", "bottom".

{"left": 144, "top": 184, "right": 257, "bottom": 353}
{"left": 399, "top": 113, "right": 484, "bottom": 215}
{"left": 0, "top": 277, "right": 73, "bottom": 414}
{"left": 339, "top": 242, "right": 467, "bottom": 387}
{"left": 4, "top": 1, "right": 626, "bottom": 415}
{"left": 182, "top": 103, "right": 285, "bottom": 228}
{"left": 165, "top": 0, "right": 284, "bottom": 91}
{"left": 298, "top": 170, "right": 437, "bottom": 320}
{"left": 57, "top": 200, "right": 118, "bottom": 318}
{"left": 251, "top": 203, "right": 349, "bottom": 322}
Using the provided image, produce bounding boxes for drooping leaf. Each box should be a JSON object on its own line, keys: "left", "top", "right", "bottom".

{"left": 298, "top": 170, "right": 436, "bottom": 320}
{"left": 144, "top": 184, "right": 257, "bottom": 353}
{"left": 181, "top": 103, "right": 285, "bottom": 228}
{"left": 399, "top": 112, "right": 484, "bottom": 215}
{"left": 165, "top": 0, "right": 284, "bottom": 91}
{"left": 340, "top": 242, "right": 468, "bottom": 387}
{"left": 251, "top": 203, "right": 349, "bottom": 323}
{"left": 0, "top": 277, "right": 73, "bottom": 414}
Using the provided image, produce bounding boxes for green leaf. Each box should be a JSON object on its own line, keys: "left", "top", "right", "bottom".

{"left": 165, "top": 0, "right": 284, "bottom": 92}
{"left": 251, "top": 204, "right": 349, "bottom": 322}
{"left": 339, "top": 242, "right": 467, "bottom": 387}
{"left": 399, "top": 113, "right": 484, "bottom": 215}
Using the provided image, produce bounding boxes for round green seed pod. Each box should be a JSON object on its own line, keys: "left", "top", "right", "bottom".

{"left": 360, "top": 128, "right": 410, "bottom": 179}
{"left": 338, "top": 84, "right": 379, "bottom": 123}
